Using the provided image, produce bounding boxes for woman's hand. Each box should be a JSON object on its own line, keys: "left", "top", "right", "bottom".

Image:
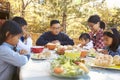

{"left": 19, "top": 49, "right": 28, "bottom": 55}
{"left": 100, "top": 50, "right": 108, "bottom": 54}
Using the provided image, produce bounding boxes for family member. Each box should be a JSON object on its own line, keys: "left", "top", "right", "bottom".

{"left": 88, "top": 15, "right": 104, "bottom": 49}
{"left": 0, "top": 20, "right": 30, "bottom": 80}
{"left": 36, "top": 20, "right": 74, "bottom": 46}
{"left": 78, "top": 33, "right": 93, "bottom": 50}
{"left": 101, "top": 28, "right": 120, "bottom": 56}
{"left": 0, "top": 12, "right": 9, "bottom": 27}
{"left": 12, "top": 17, "right": 32, "bottom": 52}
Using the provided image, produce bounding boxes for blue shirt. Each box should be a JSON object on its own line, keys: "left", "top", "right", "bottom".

{"left": 105, "top": 46, "right": 120, "bottom": 56}
{"left": 36, "top": 31, "right": 74, "bottom": 46}
{"left": 0, "top": 42, "right": 29, "bottom": 80}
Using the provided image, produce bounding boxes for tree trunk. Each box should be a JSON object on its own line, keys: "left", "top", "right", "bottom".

{"left": 21, "top": 9, "right": 25, "bottom": 17}
{"left": 62, "top": 0, "right": 67, "bottom": 33}
{"left": 62, "top": 12, "right": 67, "bottom": 33}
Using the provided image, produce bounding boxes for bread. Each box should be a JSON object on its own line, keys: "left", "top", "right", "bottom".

{"left": 94, "top": 54, "right": 113, "bottom": 67}
{"left": 113, "top": 55, "right": 120, "bottom": 65}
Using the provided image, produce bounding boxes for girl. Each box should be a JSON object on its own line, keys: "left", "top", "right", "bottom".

{"left": 0, "top": 20, "right": 30, "bottom": 80}
{"left": 88, "top": 15, "right": 105, "bottom": 50}
{"left": 78, "top": 33, "right": 93, "bottom": 50}
{"left": 12, "top": 16, "right": 32, "bottom": 52}
{"left": 101, "top": 28, "right": 120, "bottom": 56}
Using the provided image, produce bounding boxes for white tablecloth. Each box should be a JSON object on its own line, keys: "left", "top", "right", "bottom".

{"left": 20, "top": 52, "right": 120, "bottom": 80}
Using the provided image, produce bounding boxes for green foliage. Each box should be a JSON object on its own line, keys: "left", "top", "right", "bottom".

{"left": 8, "top": 0, "right": 120, "bottom": 38}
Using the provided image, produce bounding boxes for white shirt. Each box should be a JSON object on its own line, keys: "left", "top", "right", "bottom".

{"left": 17, "top": 37, "right": 32, "bottom": 52}
{"left": 78, "top": 40, "right": 93, "bottom": 50}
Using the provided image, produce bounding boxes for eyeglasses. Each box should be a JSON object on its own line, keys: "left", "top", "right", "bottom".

{"left": 51, "top": 27, "right": 61, "bottom": 30}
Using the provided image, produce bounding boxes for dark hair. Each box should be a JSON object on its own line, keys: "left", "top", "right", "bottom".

{"left": 0, "top": 20, "right": 22, "bottom": 45}
{"left": 100, "top": 21, "right": 106, "bottom": 30}
{"left": 12, "top": 16, "right": 27, "bottom": 27}
{"left": 50, "top": 20, "right": 60, "bottom": 26}
{"left": 88, "top": 15, "right": 105, "bottom": 28}
{"left": 88, "top": 15, "right": 100, "bottom": 24}
{"left": 103, "top": 28, "right": 120, "bottom": 52}
{"left": 79, "top": 33, "right": 90, "bottom": 41}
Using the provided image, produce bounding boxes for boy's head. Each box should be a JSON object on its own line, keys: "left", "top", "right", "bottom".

{"left": 79, "top": 33, "right": 91, "bottom": 46}
{"left": 50, "top": 20, "right": 61, "bottom": 35}
{"left": 12, "top": 16, "right": 27, "bottom": 34}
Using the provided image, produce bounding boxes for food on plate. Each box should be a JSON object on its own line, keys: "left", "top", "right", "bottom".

{"left": 94, "top": 54, "right": 113, "bottom": 67}
{"left": 31, "top": 51, "right": 51, "bottom": 59}
{"left": 113, "top": 55, "right": 120, "bottom": 66}
{"left": 56, "top": 46, "right": 66, "bottom": 55}
{"left": 54, "top": 67, "right": 64, "bottom": 74}
{"left": 74, "top": 59, "right": 85, "bottom": 65}
{"left": 46, "top": 43, "right": 56, "bottom": 50}
{"left": 66, "top": 45, "right": 73, "bottom": 50}
{"left": 81, "top": 51, "right": 88, "bottom": 58}
{"left": 51, "top": 56, "right": 89, "bottom": 77}
{"left": 31, "top": 46, "right": 44, "bottom": 53}
{"left": 88, "top": 48, "right": 97, "bottom": 57}
{"left": 79, "top": 63, "right": 89, "bottom": 73}
{"left": 64, "top": 50, "right": 80, "bottom": 59}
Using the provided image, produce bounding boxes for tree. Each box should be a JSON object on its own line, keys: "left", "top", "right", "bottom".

{"left": 21, "top": 0, "right": 33, "bottom": 17}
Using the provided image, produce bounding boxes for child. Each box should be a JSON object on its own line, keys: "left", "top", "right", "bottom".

{"left": 0, "top": 20, "right": 30, "bottom": 80}
{"left": 78, "top": 33, "right": 93, "bottom": 50}
{"left": 12, "top": 17, "right": 32, "bottom": 52}
{"left": 101, "top": 28, "right": 120, "bottom": 56}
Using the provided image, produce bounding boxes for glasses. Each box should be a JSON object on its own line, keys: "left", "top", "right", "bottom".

{"left": 88, "top": 24, "right": 98, "bottom": 29}
{"left": 51, "top": 27, "right": 61, "bottom": 30}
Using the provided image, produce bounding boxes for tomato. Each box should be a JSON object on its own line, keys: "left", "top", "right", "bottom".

{"left": 74, "top": 61, "right": 80, "bottom": 65}
{"left": 54, "top": 67, "right": 64, "bottom": 74}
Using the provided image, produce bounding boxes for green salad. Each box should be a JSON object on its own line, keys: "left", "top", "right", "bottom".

{"left": 51, "top": 56, "right": 89, "bottom": 77}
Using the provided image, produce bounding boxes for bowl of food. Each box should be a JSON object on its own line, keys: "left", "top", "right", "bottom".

{"left": 46, "top": 43, "right": 56, "bottom": 50}
{"left": 64, "top": 50, "right": 81, "bottom": 59}
{"left": 57, "top": 46, "right": 67, "bottom": 55}
{"left": 50, "top": 56, "right": 89, "bottom": 78}
{"left": 31, "top": 46, "right": 44, "bottom": 53}
{"left": 80, "top": 51, "right": 88, "bottom": 58}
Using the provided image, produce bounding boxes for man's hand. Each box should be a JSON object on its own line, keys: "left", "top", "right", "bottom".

{"left": 51, "top": 40, "right": 60, "bottom": 44}
{"left": 19, "top": 49, "right": 28, "bottom": 55}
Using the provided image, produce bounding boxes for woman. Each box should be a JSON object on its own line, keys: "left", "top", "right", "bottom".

{"left": 88, "top": 15, "right": 105, "bottom": 50}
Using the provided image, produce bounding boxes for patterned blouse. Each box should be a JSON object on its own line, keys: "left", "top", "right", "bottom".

{"left": 89, "top": 29, "right": 104, "bottom": 49}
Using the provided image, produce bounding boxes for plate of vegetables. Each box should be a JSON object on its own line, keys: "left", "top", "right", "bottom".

{"left": 50, "top": 56, "right": 89, "bottom": 78}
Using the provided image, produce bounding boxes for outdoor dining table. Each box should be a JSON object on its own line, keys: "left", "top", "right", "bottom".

{"left": 20, "top": 51, "right": 120, "bottom": 80}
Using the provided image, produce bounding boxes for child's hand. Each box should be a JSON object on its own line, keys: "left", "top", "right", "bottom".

{"left": 100, "top": 50, "right": 108, "bottom": 54}
{"left": 19, "top": 49, "right": 28, "bottom": 55}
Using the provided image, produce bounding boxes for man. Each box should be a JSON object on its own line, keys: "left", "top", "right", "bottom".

{"left": 36, "top": 20, "right": 74, "bottom": 46}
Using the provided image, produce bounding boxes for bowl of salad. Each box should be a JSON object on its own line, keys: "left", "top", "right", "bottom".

{"left": 50, "top": 56, "right": 89, "bottom": 78}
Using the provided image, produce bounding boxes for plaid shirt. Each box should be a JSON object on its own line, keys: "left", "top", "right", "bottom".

{"left": 89, "top": 29, "right": 104, "bottom": 50}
